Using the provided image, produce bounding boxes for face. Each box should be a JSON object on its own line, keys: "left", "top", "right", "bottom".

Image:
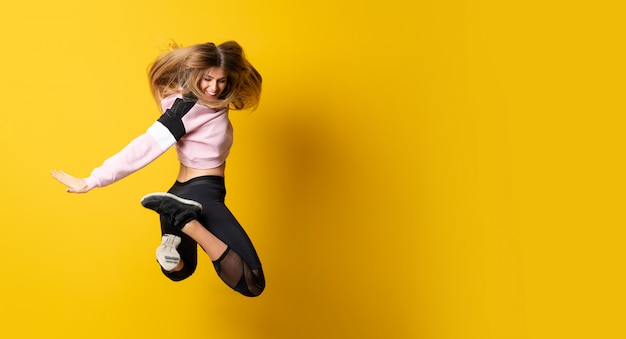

{"left": 200, "top": 67, "right": 228, "bottom": 102}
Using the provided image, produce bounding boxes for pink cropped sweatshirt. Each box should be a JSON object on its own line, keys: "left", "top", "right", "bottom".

{"left": 83, "top": 94, "right": 233, "bottom": 190}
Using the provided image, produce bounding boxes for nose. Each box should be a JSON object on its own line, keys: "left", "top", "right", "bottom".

{"left": 206, "top": 81, "right": 218, "bottom": 93}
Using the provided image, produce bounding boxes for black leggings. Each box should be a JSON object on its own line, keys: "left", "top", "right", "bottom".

{"left": 159, "top": 175, "right": 265, "bottom": 297}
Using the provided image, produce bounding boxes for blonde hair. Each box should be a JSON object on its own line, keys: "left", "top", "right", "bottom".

{"left": 148, "top": 41, "right": 262, "bottom": 110}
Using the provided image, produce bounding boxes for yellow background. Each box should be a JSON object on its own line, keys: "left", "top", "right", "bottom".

{"left": 1, "top": 0, "right": 625, "bottom": 338}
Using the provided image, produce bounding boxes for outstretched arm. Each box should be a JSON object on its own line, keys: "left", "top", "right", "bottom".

{"left": 51, "top": 170, "right": 90, "bottom": 193}
{"left": 50, "top": 98, "right": 198, "bottom": 193}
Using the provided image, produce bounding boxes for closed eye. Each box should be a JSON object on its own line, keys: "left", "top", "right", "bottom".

{"left": 204, "top": 77, "right": 227, "bottom": 83}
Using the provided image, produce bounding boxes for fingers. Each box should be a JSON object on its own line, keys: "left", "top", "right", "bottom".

{"left": 51, "top": 169, "right": 68, "bottom": 180}
{"left": 51, "top": 170, "right": 63, "bottom": 183}
{"left": 51, "top": 169, "right": 70, "bottom": 185}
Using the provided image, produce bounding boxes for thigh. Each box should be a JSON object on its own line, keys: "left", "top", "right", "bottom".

{"left": 169, "top": 176, "right": 263, "bottom": 270}
{"left": 199, "top": 202, "right": 263, "bottom": 270}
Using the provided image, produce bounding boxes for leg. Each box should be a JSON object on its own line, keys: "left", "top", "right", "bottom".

{"left": 178, "top": 218, "right": 264, "bottom": 297}
{"left": 180, "top": 220, "right": 228, "bottom": 260}
{"left": 142, "top": 176, "right": 265, "bottom": 296}
{"left": 197, "top": 201, "right": 265, "bottom": 297}
{"left": 143, "top": 194, "right": 199, "bottom": 281}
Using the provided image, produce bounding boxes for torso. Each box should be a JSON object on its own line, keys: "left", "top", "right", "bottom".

{"left": 177, "top": 163, "right": 226, "bottom": 182}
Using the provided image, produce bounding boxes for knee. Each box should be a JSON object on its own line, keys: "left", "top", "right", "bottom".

{"left": 238, "top": 268, "right": 265, "bottom": 297}
{"left": 240, "top": 283, "right": 265, "bottom": 297}
{"left": 249, "top": 285, "right": 265, "bottom": 297}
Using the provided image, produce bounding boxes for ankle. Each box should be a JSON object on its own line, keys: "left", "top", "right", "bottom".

{"left": 180, "top": 220, "right": 200, "bottom": 234}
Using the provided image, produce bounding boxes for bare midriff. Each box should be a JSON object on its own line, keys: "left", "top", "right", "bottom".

{"left": 176, "top": 163, "right": 226, "bottom": 182}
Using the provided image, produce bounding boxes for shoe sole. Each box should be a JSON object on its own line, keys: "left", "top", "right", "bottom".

{"left": 140, "top": 192, "right": 203, "bottom": 210}
{"left": 157, "top": 250, "right": 180, "bottom": 270}
{"left": 157, "top": 235, "right": 181, "bottom": 271}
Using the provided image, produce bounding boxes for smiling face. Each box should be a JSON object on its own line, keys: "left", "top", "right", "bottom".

{"left": 200, "top": 67, "right": 228, "bottom": 103}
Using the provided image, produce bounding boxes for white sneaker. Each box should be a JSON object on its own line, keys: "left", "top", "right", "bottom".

{"left": 156, "top": 234, "right": 182, "bottom": 271}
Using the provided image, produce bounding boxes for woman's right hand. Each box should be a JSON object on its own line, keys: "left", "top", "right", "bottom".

{"left": 51, "top": 170, "right": 90, "bottom": 193}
